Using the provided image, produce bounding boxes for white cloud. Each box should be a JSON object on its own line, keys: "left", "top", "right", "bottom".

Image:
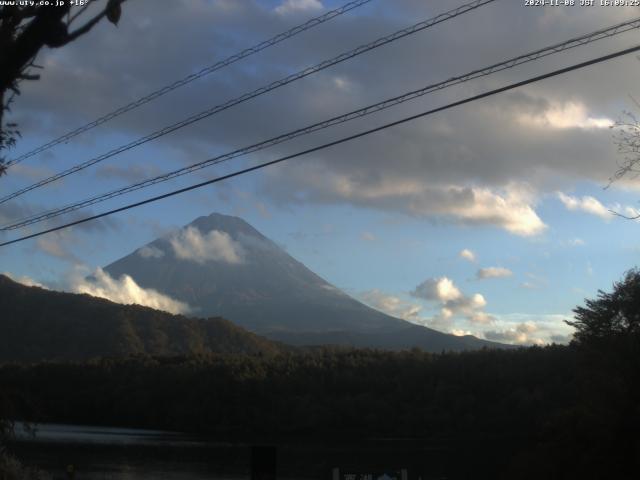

{"left": 412, "top": 277, "right": 462, "bottom": 303}
{"left": 137, "top": 245, "right": 165, "bottom": 259}
{"left": 477, "top": 266, "right": 513, "bottom": 280}
{"left": 517, "top": 101, "right": 613, "bottom": 130}
{"left": 459, "top": 249, "right": 476, "bottom": 263}
{"left": 170, "top": 227, "right": 245, "bottom": 264}
{"left": 442, "top": 185, "right": 546, "bottom": 237}
{"left": 332, "top": 76, "right": 353, "bottom": 92}
{"left": 451, "top": 329, "right": 474, "bottom": 337}
{"left": 567, "top": 238, "right": 585, "bottom": 247}
{"left": 469, "top": 312, "right": 495, "bottom": 324}
{"left": 557, "top": 192, "right": 611, "bottom": 220}
{"left": 3, "top": 272, "right": 48, "bottom": 289}
{"left": 621, "top": 206, "right": 640, "bottom": 220}
{"left": 484, "top": 322, "right": 543, "bottom": 345}
{"left": 482, "top": 313, "right": 574, "bottom": 345}
{"left": 72, "top": 268, "right": 191, "bottom": 315}
{"left": 270, "top": 169, "right": 547, "bottom": 236}
{"left": 275, "top": 0, "right": 323, "bottom": 15}
{"left": 360, "top": 280, "right": 492, "bottom": 333}
{"left": 361, "top": 289, "right": 422, "bottom": 320}
{"left": 411, "top": 277, "right": 491, "bottom": 326}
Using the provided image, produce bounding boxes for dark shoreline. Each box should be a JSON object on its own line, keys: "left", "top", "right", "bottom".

{"left": 6, "top": 427, "right": 522, "bottom": 480}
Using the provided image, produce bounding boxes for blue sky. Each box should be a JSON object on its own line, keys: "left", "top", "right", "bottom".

{"left": 3, "top": 0, "right": 640, "bottom": 344}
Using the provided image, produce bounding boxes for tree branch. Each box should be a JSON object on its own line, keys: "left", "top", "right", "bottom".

{"left": 68, "top": 3, "right": 93, "bottom": 26}
{"left": 66, "top": 0, "right": 126, "bottom": 42}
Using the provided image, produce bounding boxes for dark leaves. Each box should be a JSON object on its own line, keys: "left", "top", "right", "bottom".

{"left": 106, "top": 0, "right": 122, "bottom": 26}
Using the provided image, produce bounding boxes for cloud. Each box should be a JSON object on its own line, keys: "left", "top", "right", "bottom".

{"left": 361, "top": 289, "right": 422, "bottom": 320}
{"left": 95, "top": 164, "right": 164, "bottom": 183}
{"left": 459, "top": 249, "right": 476, "bottom": 262}
{"left": 411, "top": 277, "right": 490, "bottom": 326}
{"left": 2, "top": 272, "right": 48, "bottom": 289}
{"left": 255, "top": 202, "right": 271, "bottom": 219}
{"left": 520, "top": 272, "right": 547, "bottom": 290}
{"left": 517, "top": 101, "right": 613, "bottom": 130}
{"left": 477, "top": 266, "right": 513, "bottom": 280}
{"left": 137, "top": 245, "right": 165, "bottom": 259}
{"left": 5, "top": 266, "right": 191, "bottom": 315}
{"left": 412, "top": 277, "right": 462, "bottom": 303}
{"left": 275, "top": 0, "right": 323, "bottom": 15}
{"left": 550, "top": 334, "right": 573, "bottom": 344}
{"left": 557, "top": 192, "right": 614, "bottom": 220}
{"left": 72, "top": 268, "right": 191, "bottom": 315}
{"left": 361, "top": 231, "right": 376, "bottom": 242}
{"left": 451, "top": 329, "right": 473, "bottom": 337}
{"left": 360, "top": 278, "right": 493, "bottom": 333}
{"left": 8, "top": 163, "right": 56, "bottom": 182}
{"left": 484, "top": 322, "right": 543, "bottom": 345}
{"left": 621, "top": 206, "right": 640, "bottom": 219}
{"left": 11, "top": 0, "right": 636, "bottom": 242}
{"left": 483, "top": 313, "right": 574, "bottom": 345}
{"left": 170, "top": 227, "right": 245, "bottom": 264}
{"left": 469, "top": 311, "right": 496, "bottom": 324}
{"left": 35, "top": 231, "right": 81, "bottom": 264}
{"left": 266, "top": 169, "right": 546, "bottom": 236}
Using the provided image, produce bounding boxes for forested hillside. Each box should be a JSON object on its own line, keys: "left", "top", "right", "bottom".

{"left": 0, "top": 275, "right": 282, "bottom": 361}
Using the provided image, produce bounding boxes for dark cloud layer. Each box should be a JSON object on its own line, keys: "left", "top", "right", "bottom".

{"left": 7, "top": 0, "right": 640, "bottom": 235}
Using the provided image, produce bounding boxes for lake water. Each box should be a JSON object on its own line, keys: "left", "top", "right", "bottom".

{"left": 9, "top": 423, "right": 251, "bottom": 479}
{"left": 7, "top": 422, "right": 502, "bottom": 479}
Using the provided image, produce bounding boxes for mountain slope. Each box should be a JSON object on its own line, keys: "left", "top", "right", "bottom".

{"left": 104, "top": 213, "right": 509, "bottom": 352}
{"left": 105, "top": 214, "right": 408, "bottom": 333}
{"left": 0, "top": 275, "right": 282, "bottom": 362}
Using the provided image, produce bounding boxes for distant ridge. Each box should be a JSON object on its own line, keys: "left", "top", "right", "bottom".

{"left": 103, "top": 212, "right": 511, "bottom": 352}
{"left": 0, "top": 274, "right": 282, "bottom": 362}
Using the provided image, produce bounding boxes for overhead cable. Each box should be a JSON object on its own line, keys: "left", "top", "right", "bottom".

{"left": 5, "top": 16, "right": 640, "bottom": 231}
{"left": 2, "top": 43, "right": 638, "bottom": 247}
{"left": 0, "top": 0, "right": 496, "bottom": 204}
{"left": 4, "top": 0, "right": 375, "bottom": 168}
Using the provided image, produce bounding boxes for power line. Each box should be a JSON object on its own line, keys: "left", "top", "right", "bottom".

{"left": 4, "top": 0, "right": 375, "bottom": 168}
{"left": 5, "top": 16, "right": 640, "bottom": 231}
{"left": 2, "top": 43, "right": 638, "bottom": 248}
{"left": 0, "top": 0, "right": 496, "bottom": 205}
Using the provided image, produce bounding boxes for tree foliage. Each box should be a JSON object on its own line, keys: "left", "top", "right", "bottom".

{"left": 1, "top": 343, "right": 639, "bottom": 479}
{"left": 568, "top": 268, "right": 640, "bottom": 343}
{"left": 0, "top": 0, "right": 126, "bottom": 175}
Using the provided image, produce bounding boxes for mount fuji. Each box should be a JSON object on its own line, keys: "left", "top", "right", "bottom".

{"left": 103, "top": 213, "right": 507, "bottom": 351}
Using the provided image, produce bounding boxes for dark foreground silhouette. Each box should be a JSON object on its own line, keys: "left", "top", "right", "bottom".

{"left": 1, "top": 336, "right": 639, "bottom": 479}
{"left": 3, "top": 269, "right": 640, "bottom": 478}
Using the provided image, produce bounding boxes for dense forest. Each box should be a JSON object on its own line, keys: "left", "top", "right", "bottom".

{"left": 0, "top": 274, "right": 284, "bottom": 361}
{"left": 1, "top": 338, "right": 639, "bottom": 479}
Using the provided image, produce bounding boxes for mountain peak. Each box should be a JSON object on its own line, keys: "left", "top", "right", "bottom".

{"left": 102, "top": 213, "right": 509, "bottom": 351}
{"left": 188, "top": 212, "right": 265, "bottom": 240}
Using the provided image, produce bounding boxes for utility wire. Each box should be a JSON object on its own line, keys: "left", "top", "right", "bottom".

{"left": 4, "top": 0, "right": 374, "bottom": 168}
{"left": 0, "top": 0, "right": 496, "bottom": 205}
{"left": 2, "top": 43, "right": 638, "bottom": 248}
{"left": 4, "top": 16, "right": 640, "bottom": 231}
